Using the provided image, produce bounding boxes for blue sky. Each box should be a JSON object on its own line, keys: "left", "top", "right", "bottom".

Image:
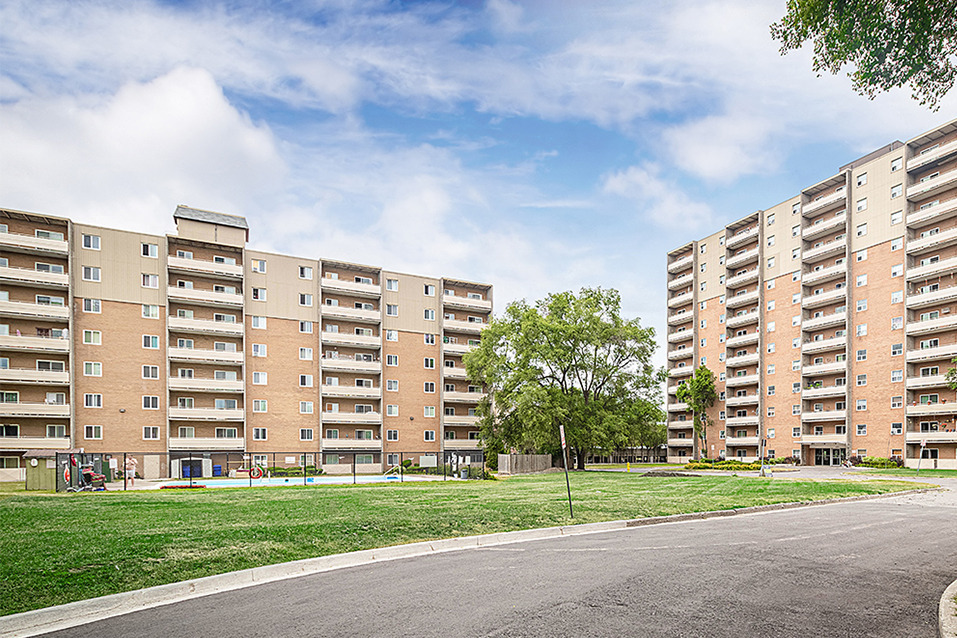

{"left": 1, "top": 0, "right": 953, "bottom": 368}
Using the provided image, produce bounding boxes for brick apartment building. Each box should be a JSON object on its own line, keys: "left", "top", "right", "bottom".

{"left": 0, "top": 205, "right": 491, "bottom": 480}
{"left": 666, "top": 118, "right": 957, "bottom": 469}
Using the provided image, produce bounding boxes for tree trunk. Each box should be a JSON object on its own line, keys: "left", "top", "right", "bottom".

{"left": 574, "top": 447, "right": 586, "bottom": 470}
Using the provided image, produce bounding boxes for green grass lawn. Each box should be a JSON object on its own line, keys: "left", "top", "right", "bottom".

{"left": 854, "top": 468, "right": 957, "bottom": 478}
{"left": 0, "top": 473, "right": 918, "bottom": 616}
{"left": 585, "top": 463, "right": 683, "bottom": 470}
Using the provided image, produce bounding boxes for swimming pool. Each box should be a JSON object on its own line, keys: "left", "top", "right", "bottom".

{"left": 159, "top": 474, "right": 443, "bottom": 488}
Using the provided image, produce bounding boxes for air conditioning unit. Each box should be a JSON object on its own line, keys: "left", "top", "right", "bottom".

{"left": 943, "top": 308, "right": 951, "bottom": 314}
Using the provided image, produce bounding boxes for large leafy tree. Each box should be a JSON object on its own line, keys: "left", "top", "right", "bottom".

{"left": 946, "top": 356, "right": 957, "bottom": 390}
{"left": 771, "top": 0, "right": 957, "bottom": 109}
{"left": 465, "top": 288, "right": 665, "bottom": 470}
{"left": 675, "top": 366, "right": 717, "bottom": 460}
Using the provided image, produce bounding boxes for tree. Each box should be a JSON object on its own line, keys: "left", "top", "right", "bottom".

{"left": 465, "top": 287, "right": 665, "bottom": 470}
{"left": 946, "top": 356, "right": 957, "bottom": 390}
{"left": 771, "top": 0, "right": 957, "bottom": 109}
{"left": 675, "top": 367, "right": 717, "bottom": 460}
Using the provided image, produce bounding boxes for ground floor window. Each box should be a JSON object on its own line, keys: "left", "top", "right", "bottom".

{"left": 0, "top": 457, "right": 18, "bottom": 468}
{"left": 387, "top": 453, "right": 400, "bottom": 465}
{"left": 356, "top": 454, "right": 374, "bottom": 464}
{"left": 921, "top": 448, "right": 939, "bottom": 459}
{"left": 325, "top": 454, "right": 339, "bottom": 465}
{"left": 767, "top": 450, "right": 775, "bottom": 458}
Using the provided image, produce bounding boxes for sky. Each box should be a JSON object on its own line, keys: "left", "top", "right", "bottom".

{"left": 1, "top": 0, "right": 953, "bottom": 370}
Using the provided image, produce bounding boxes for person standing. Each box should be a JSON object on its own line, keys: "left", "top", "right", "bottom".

{"left": 125, "top": 456, "right": 138, "bottom": 488}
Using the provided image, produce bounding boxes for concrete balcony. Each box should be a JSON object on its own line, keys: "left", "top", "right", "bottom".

{"left": 800, "top": 433, "right": 847, "bottom": 445}
{"left": 725, "top": 394, "right": 759, "bottom": 407}
{"left": 0, "top": 266, "right": 69, "bottom": 289}
{"left": 802, "top": 262, "right": 847, "bottom": 286}
{"left": 667, "top": 311, "right": 694, "bottom": 326}
{"left": 168, "top": 407, "right": 244, "bottom": 421}
{"left": 907, "top": 285, "right": 957, "bottom": 309}
{"left": 320, "top": 277, "right": 382, "bottom": 299}
{"left": 0, "top": 368, "right": 70, "bottom": 385}
{"left": 168, "top": 377, "right": 244, "bottom": 393}
{"left": 444, "top": 319, "right": 484, "bottom": 334}
{"left": 905, "top": 402, "right": 957, "bottom": 417}
{"left": 667, "top": 255, "right": 693, "bottom": 274}
{"left": 0, "top": 334, "right": 70, "bottom": 353}
{"left": 0, "top": 299, "right": 69, "bottom": 321}
{"left": 801, "top": 287, "right": 846, "bottom": 309}
{"left": 725, "top": 373, "right": 759, "bottom": 388}
{"left": 725, "top": 289, "right": 759, "bottom": 309}
{"left": 726, "top": 269, "right": 759, "bottom": 288}
{"left": 167, "top": 256, "right": 243, "bottom": 279}
{"left": 168, "top": 347, "right": 243, "bottom": 365}
{"left": 667, "top": 438, "right": 694, "bottom": 447}
{"left": 443, "top": 439, "right": 482, "bottom": 450}
{"left": 322, "top": 305, "right": 382, "bottom": 324}
{"left": 726, "top": 332, "right": 759, "bottom": 348}
{"left": 442, "top": 295, "right": 492, "bottom": 313}
{"left": 321, "top": 331, "right": 381, "bottom": 349}
{"left": 725, "top": 435, "right": 760, "bottom": 446}
{"left": 906, "top": 374, "right": 949, "bottom": 390}
{"left": 668, "top": 366, "right": 694, "bottom": 378}
{"left": 726, "top": 311, "right": 759, "bottom": 329}
{"left": 905, "top": 430, "right": 957, "bottom": 444}
{"left": 802, "top": 214, "right": 846, "bottom": 241}
{"left": 668, "top": 420, "right": 693, "bottom": 429}
{"left": 908, "top": 226, "right": 957, "bottom": 254}
{"left": 908, "top": 139, "right": 957, "bottom": 172}
{"left": 667, "top": 291, "right": 694, "bottom": 309}
{"left": 666, "top": 402, "right": 689, "bottom": 413}
{"left": 320, "top": 384, "right": 382, "bottom": 400}
{"left": 802, "top": 361, "right": 846, "bottom": 376}
{"left": 726, "top": 352, "right": 759, "bottom": 368}
{"left": 321, "top": 437, "right": 383, "bottom": 451}
{"left": 668, "top": 273, "right": 694, "bottom": 291}
{"left": 169, "top": 437, "right": 245, "bottom": 451}
{"left": 803, "top": 238, "right": 847, "bottom": 262}
{"left": 801, "top": 410, "right": 847, "bottom": 423}
{"left": 444, "top": 415, "right": 480, "bottom": 426}
{"left": 802, "top": 190, "right": 846, "bottom": 216}
{"left": 0, "top": 436, "right": 71, "bottom": 450}
{"left": 803, "top": 311, "right": 847, "bottom": 331}
{"left": 906, "top": 314, "right": 957, "bottom": 336}
{"left": 802, "top": 385, "right": 847, "bottom": 400}
{"left": 320, "top": 357, "right": 382, "bottom": 373}
{"left": 667, "top": 348, "right": 693, "bottom": 362}
{"left": 167, "top": 316, "right": 245, "bottom": 337}
{"left": 907, "top": 196, "right": 957, "bottom": 228}
{"left": 726, "top": 226, "right": 759, "bottom": 249}
{"left": 906, "top": 343, "right": 957, "bottom": 362}
{"left": 668, "top": 329, "right": 693, "bottom": 344}
{"left": 443, "top": 341, "right": 476, "bottom": 356}
{"left": 0, "top": 231, "right": 68, "bottom": 256}
{"left": 0, "top": 402, "right": 70, "bottom": 418}
{"left": 725, "top": 416, "right": 759, "bottom": 428}
{"left": 908, "top": 255, "right": 957, "bottom": 281}
{"left": 321, "top": 412, "right": 383, "bottom": 425}
{"left": 907, "top": 167, "right": 957, "bottom": 201}
{"left": 443, "top": 366, "right": 470, "bottom": 380}
{"left": 167, "top": 286, "right": 243, "bottom": 308}
{"left": 802, "top": 335, "right": 847, "bottom": 355}
{"left": 726, "top": 247, "right": 759, "bottom": 269}
{"left": 444, "top": 391, "right": 484, "bottom": 403}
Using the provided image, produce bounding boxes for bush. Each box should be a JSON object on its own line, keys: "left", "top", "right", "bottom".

{"left": 764, "top": 456, "right": 799, "bottom": 465}
{"left": 268, "top": 465, "right": 322, "bottom": 477}
{"left": 685, "top": 459, "right": 762, "bottom": 471}
{"left": 857, "top": 456, "right": 903, "bottom": 468}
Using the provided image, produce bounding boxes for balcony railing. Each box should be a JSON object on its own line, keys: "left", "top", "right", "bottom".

{"left": 444, "top": 391, "right": 485, "bottom": 403}
{"left": 667, "top": 438, "right": 694, "bottom": 447}
{"left": 321, "top": 437, "right": 383, "bottom": 451}
{"left": 321, "top": 305, "right": 382, "bottom": 324}
{"left": 725, "top": 394, "right": 759, "bottom": 407}
{"left": 443, "top": 341, "right": 476, "bottom": 356}
{"left": 667, "top": 348, "right": 693, "bottom": 362}
{"left": 801, "top": 409, "right": 847, "bottom": 423}
{"left": 906, "top": 197, "right": 957, "bottom": 228}
{"left": 801, "top": 287, "right": 847, "bottom": 309}
{"left": 905, "top": 374, "right": 949, "bottom": 390}
{"left": 907, "top": 255, "right": 957, "bottom": 281}
{"left": 905, "top": 402, "right": 957, "bottom": 417}
{"left": 726, "top": 247, "right": 759, "bottom": 269}
{"left": 321, "top": 412, "right": 383, "bottom": 425}
{"left": 168, "top": 407, "right": 244, "bottom": 421}
{"left": 168, "top": 347, "right": 243, "bottom": 365}
{"left": 802, "top": 262, "right": 847, "bottom": 286}
{"left": 443, "top": 438, "right": 482, "bottom": 450}
{"left": 800, "top": 433, "right": 847, "bottom": 444}
{"left": 167, "top": 316, "right": 245, "bottom": 336}
{"left": 167, "top": 286, "right": 244, "bottom": 308}
{"left": 801, "top": 335, "right": 847, "bottom": 354}
{"left": 0, "top": 299, "right": 70, "bottom": 321}
{"left": 905, "top": 342, "right": 957, "bottom": 362}
{"left": 906, "top": 312, "right": 957, "bottom": 335}
{"left": 908, "top": 139, "right": 957, "bottom": 171}
{"left": 168, "top": 378, "right": 244, "bottom": 393}
{"left": 0, "top": 368, "right": 70, "bottom": 385}
{"left": 667, "top": 291, "right": 694, "bottom": 309}
{"left": 167, "top": 256, "right": 243, "bottom": 279}
{"left": 0, "top": 266, "right": 69, "bottom": 288}
{"left": 168, "top": 437, "right": 245, "bottom": 450}
{"left": 908, "top": 226, "right": 957, "bottom": 254}
{"left": 320, "top": 357, "right": 382, "bottom": 373}
{"left": 668, "top": 273, "right": 694, "bottom": 291}
{"left": 907, "top": 285, "right": 957, "bottom": 308}
{"left": 444, "top": 319, "right": 484, "bottom": 334}
{"left": 666, "top": 402, "right": 689, "bottom": 413}
{"left": 725, "top": 269, "right": 759, "bottom": 288}
{"left": 0, "top": 230, "right": 68, "bottom": 255}
{"left": 724, "top": 435, "right": 759, "bottom": 446}
{"left": 667, "top": 255, "right": 693, "bottom": 274}
{"left": 726, "top": 311, "right": 759, "bottom": 329}
{"left": 0, "top": 402, "right": 70, "bottom": 418}
{"left": 320, "top": 331, "right": 382, "bottom": 349}
{"left": 668, "top": 329, "right": 693, "bottom": 344}
{"left": 725, "top": 290, "right": 759, "bottom": 309}
{"left": 442, "top": 295, "right": 492, "bottom": 312}
{"left": 0, "top": 334, "right": 70, "bottom": 353}
{"left": 321, "top": 385, "right": 383, "bottom": 399}
{"left": 801, "top": 214, "right": 846, "bottom": 241}
{"left": 803, "top": 311, "right": 846, "bottom": 331}
{"left": 668, "top": 366, "right": 694, "bottom": 378}
{"left": 667, "top": 311, "right": 694, "bottom": 326}
{"left": 802, "top": 360, "right": 846, "bottom": 376}
{"left": 907, "top": 167, "right": 957, "bottom": 201}
{"left": 725, "top": 373, "right": 759, "bottom": 388}
{"left": 443, "top": 415, "right": 480, "bottom": 426}
{"left": 802, "top": 190, "right": 846, "bottom": 216}
{"left": 320, "top": 278, "right": 382, "bottom": 298}
{"left": 726, "top": 226, "right": 759, "bottom": 249}
{"left": 725, "top": 352, "right": 759, "bottom": 368}
{"left": 726, "top": 332, "right": 759, "bottom": 348}
{"left": 725, "top": 416, "right": 758, "bottom": 427}
{"left": 443, "top": 366, "right": 469, "bottom": 380}
{"left": 802, "top": 385, "right": 847, "bottom": 400}
{"left": 802, "top": 237, "right": 847, "bottom": 262}
{"left": 0, "top": 435, "right": 72, "bottom": 450}
{"left": 905, "top": 430, "right": 957, "bottom": 444}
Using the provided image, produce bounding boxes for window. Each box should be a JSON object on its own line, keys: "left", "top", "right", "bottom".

{"left": 299, "top": 374, "right": 313, "bottom": 387}
{"left": 386, "top": 379, "right": 398, "bottom": 391}
{"left": 891, "top": 343, "right": 903, "bottom": 356}
{"left": 891, "top": 316, "right": 903, "bottom": 330}
{"left": 890, "top": 210, "right": 903, "bottom": 225}
{"left": 767, "top": 364, "right": 775, "bottom": 374}
{"left": 299, "top": 428, "right": 314, "bottom": 441}
{"left": 81, "top": 298, "right": 101, "bottom": 314}
{"left": 767, "top": 257, "right": 775, "bottom": 268}
{"left": 296, "top": 265, "right": 313, "bottom": 280}
{"left": 252, "top": 371, "right": 267, "bottom": 385}
{"left": 299, "top": 293, "right": 313, "bottom": 306}
{"left": 298, "top": 321, "right": 313, "bottom": 334}
{"left": 767, "top": 280, "right": 775, "bottom": 290}
{"left": 84, "top": 393, "right": 102, "bottom": 408}
{"left": 792, "top": 382, "right": 801, "bottom": 393}
{"left": 385, "top": 330, "right": 398, "bottom": 342}
{"left": 424, "top": 430, "right": 436, "bottom": 441}
{"left": 386, "top": 304, "right": 398, "bottom": 316}
{"left": 856, "top": 274, "right": 867, "bottom": 287}
{"left": 856, "top": 324, "right": 867, "bottom": 337}
{"left": 767, "top": 385, "right": 775, "bottom": 396}
{"left": 424, "top": 334, "right": 436, "bottom": 345}
{"left": 767, "top": 407, "right": 775, "bottom": 417}
{"left": 767, "top": 322, "right": 775, "bottom": 332}
{"left": 386, "top": 354, "right": 398, "bottom": 366}
{"left": 792, "top": 224, "right": 800, "bottom": 237}
{"left": 424, "top": 406, "right": 436, "bottom": 418}
{"left": 386, "top": 278, "right": 398, "bottom": 291}
{"left": 856, "top": 198, "right": 867, "bottom": 212}
{"left": 891, "top": 291, "right": 903, "bottom": 304}
{"left": 424, "top": 308, "right": 435, "bottom": 320}
{"left": 857, "top": 299, "right": 867, "bottom": 312}
{"left": 856, "top": 374, "right": 867, "bottom": 386}
{"left": 83, "top": 361, "right": 102, "bottom": 376}
{"left": 890, "top": 184, "right": 902, "bottom": 199}
{"left": 387, "top": 405, "right": 399, "bottom": 416}
{"left": 891, "top": 369, "right": 903, "bottom": 383}
{"left": 82, "top": 266, "right": 101, "bottom": 282}
{"left": 142, "top": 395, "right": 159, "bottom": 410}
{"left": 424, "top": 284, "right": 435, "bottom": 296}
{"left": 142, "top": 335, "right": 159, "bottom": 349}
{"left": 856, "top": 249, "right": 867, "bottom": 262}
{"left": 891, "top": 156, "right": 902, "bottom": 171}
{"left": 856, "top": 424, "right": 867, "bottom": 436}
{"left": 141, "top": 243, "right": 158, "bottom": 258}
{"left": 767, "top": 300, "right": 775, "bottom": 311}
{"left": 890, "top": 264, "right": 903, "bottom": 278}
{"left": 82, "top": 234, "right": 100, "bottom": 250}
{"left": 856, "top": 399, "right": 866, "bottom": 411}
{"left": 856, "top": 349, "right": 867, "bottom": 361}
{"left": 422, "top": 357, "right": 436, "bottom": 369}
{"left": 890, "top": 423, "right": 903, "bottom": 436}
{"left": 252, "top": 400, "right": 268, "bottom": 413}
{"left": 246, "top": 315, "right": 265, "bottom": 330}
{"left": 141, "top": 365, "right": 159, "bottom": 379}
{"left": 890, "top": 395, "right": 903, "bottom": 408}
{"left": 767, "top": 213, "right": 775, "bottom": 225}
{"left": 252, "top": 288, "right": 266, "bottom": 301}
{"left": 299, "top": 347, "right": 313, "bottom": 360}
{"left": 767, "top": 235, "right": 775, "bottom": 247}
{"left": 251, "top": 259, "right": 266, "bottom": 273}
{"left": 142, "top": 304, "right": 159, "bottom": 319}
{"left": 792, "top": 405, "right": 801, "bottom": 415}
{"left": 891, "top": 237, "right": 903, "bottom": 251}
{"left": 424, "top": 382, "right": 435, "bottom": 393}
{"left": 856, "top": 172, "right": 867, "bottom": 186}
{"left": 767, "top": 343, "right": 775, "bottom": 354}
{"left": 83, "top": 425, "right": 102, "bottom": 440}
{"left": 252, "top": 344, "right": 267, "bottom": 357}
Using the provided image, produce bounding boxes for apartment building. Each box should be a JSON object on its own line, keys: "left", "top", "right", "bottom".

{"left": 0, "top": 205, "right": 491, "bottom": 480}
{"left": 666, "top": 118, "right": 957, "bottom": 470}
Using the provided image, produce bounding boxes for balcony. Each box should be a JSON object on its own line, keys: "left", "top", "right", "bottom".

{"left": 667, "top": 348, "right": 693, "bottom": 362}
{"left": 725, "top": 394, "right": 759, "bottom": 407}
{"left": 668, "top": 329, "right": 693, "bottom": 344}
{"left": 320, "top": 357, "right": 382, "bottom": 373}
{"left": 167, "top": 286, "right": 243, "bottom": 308}
{"left": 802, "top": 190, "right": 846, "bottom": 216}
{"left": 168, "top": 407, "right": 244, "bottom": 421}
{"left": 0, "top": 402, "right": 70, "bottom": 418}
{"left": 668, "top": 366, "right": 694, "bottom": 378}
{"left": 442, "top": 295, "right": 492, "bottom": 313}
{"left": 443, "top": 366, "right": 469, "bottom": 380}
{"left": 0, "top": 368, "right": 70, "bottom": 385}
{"left": 802, "top": 385, "right": 847, "bottom": 400}
{"left": 167, "top": 316, "right": 243, "bottom": 337}
{"left": 667, "top": 254, "right": 693, "bottom": 274}
{"left": 726, "top": 247, "right": 759, "bottom": 269}
{"left": 906, "top": 314, "right": 957, "bottom": 336}
{"left": 802, "top": 262, "right": 847, "bottom": 286}
{"left": 803, "top": 311, "right": 846, "bottom": 331}
{"left": 667, "top": 438, "right": 694, "bottom": 447}
{"left": 444, "top": 319, "right": 484, "bottom": 334}
{"left": 906, "top": 402, "right": 957, "bottom": 417}
{"left": 0, "top": 334, "right": 70, "bottom": 353}
{"left": 726, "top": 332, "right": 759, "bottom": 348}
{"left": 667, "top": 291, "right": 694, "bottom": 309}
{"left": 907, "top": 167, "right": 957, "bottom": 201}
{"left": 801, "top": 287, "right": 846, "bottom": 309}
{"left": 802, "top": 360, "right": 846, "bottom": 376}
{"left": 168, "top": 437, "right": 245, "bottom": 451}
{"left": 667, "top": 419, "right": 693, "bottom": 429}
{"left": 167, "top": 256, "right": 243, "bottom": 279}
{"left": 908, "top": 139, "right": 957, "bottom": 172}
{"left": 905, "top": 343, "right": 957, "bottom": 362}
{"left": 321, "top": 411, "right": 383, "bottom": 425}
{"left": 908, "top": 226, "right": 957, "bottom": 254}
{"left": 168, "top": 347, "right": 243, "bottom": 365}
{"left": 907, "top": 285, "right": 957, "bottom": 308}
{"left": 800, "top": 433, "right": 847, "bottom": 445}
{"left": 726, "top": 352, "right": 759, "bottom": 368}
{"left": 907, "top": 197, "right": 957, "bottom": 228}
{"left": 168, "top": 377, "right": 244, "bottom": 393}
{"left": 906, "top": 374, "right": 949, "bottom": 390}
{"left": 320, "top": 277, "right": 382, "bottom": 299}
{"left": 908, "top": 255, "right": 957, "bottom": 281}
{"left": 0, "top": 436, "right": 71, "bottom": 450}
{"left": 801, "top": 214, "right": 846, "bottom": 241}
{"left": 725, "top": 373, "right": 759, "bottom": 388}
{"left": 0, "top": 266, "right": 69, "bottom": 289}
{"left": 444, "top": 415, "right": 480, "bottom": 426}
{"left": 668, "top": 273, "right": 694, "bottom": 291}
{"left": 801, "top": 409, "right": 847, "bottom": 423}
{"left": 801, "top": 335, "right": 847, "bottom": 355}
{"left": 444, "top": 391, "right": 485, "bottom": 403}
{"left": 0, "top": 230, "right": 69, "bottom": 256}
{"left": 321, "top": 437, "right": 383, "bottom": 451}
{"left": 666, "top": 402, "right": 689, "bottom": 413}
{"left": 0, "top": 299, "right": 70, "bottom": 321}
{"left": 725, "top": 289, "right": 759, "bottom": 309}
{"left": 725, "top": 435, "right": 760, "bottom": 446}
{"left": 667, "top": 311, "right": 694, "bottom": 327}
{"left": 725, "top": 416, "right": 759, "bottom": 428}
{"left": 726, "top": 269, "right": 759, "bottom": 289}
{"left": 727, "top": 311, "right": 759, "bottom": 329}
{"left": 443, "top": 341, "right": 476, "bottom": 356}
{"left": 321, "top": 331, "right": 381, "bottom": 349}
{"left": 443, "top": 438, "right": 482, "bottom": 450}
{"left": 320, "top": 384, "right": 382, "bottom": 400}
{"left": 803, "top": 238, "right": 847, "bottom": 262}
{"left": 726, "top": 226, "right": 759, "bottom": 249}
{"left": 905, "top": 430, "right": 957, "bottom": 444}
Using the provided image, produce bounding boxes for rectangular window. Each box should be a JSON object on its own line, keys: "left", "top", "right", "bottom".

{"left": 84, "top": 425, "right": 102, "bottom": 440}
{"left": 298, "top": 266, "right": 313, "bottom": 280}
{"left": 386, "top": 304, "right": 399, "bottom": 316}
{"left": 251, "top": 259, "right": 266, "bottom": 273}
{"left": 856, "top": 399, "right": 866, "bottom": 411}
{"left": 891, "top": 396, "right": 903, "bottom": 408}
{"left": 142, "top": 335, "right": 159, "bottom": 349}
{"left": 386, "top": 379, "right": 398, "bottom": 391}
{"left": 252, "top": 427, "right": 268, "bottom": 441}
{"left": 424, "top": 308, "right": 435, "bottom": 320}
{"left": 83, "top": 361, "right": 102, "bottom": 376}
{"left": 82, "top": 298, "right": 101, "bottom": 314}
{"left": 856, "top": 349, "right": 867, "bottom": 361}
{"left": 891, "top": 370, "right": 903, "bottom": 382}
{"left": 386, "top": 278, "right": 398, "bottom": 291}
{"left": 84, "top": 393, "right": 102, "bottom": 408}
{"left": 856, "top": 274, "right": 867, "bottom": 287}
{"left": 297, "top": 401, "right": 312, "bottom": 414}
{"left": 299, "top": 347, "right": 313, "bottom": 360}
{"left": 252, "top": 371, "right": 267, "bottom": 385}
{"left": 252, "top": 344, "right": 267, "bottom": 357}
{"left": 299, "top": 374, "right": 313, "bottom": 387}
{"left": 141, "top": 243, "right": 158, "bottom": 258}
{"left": 857, "top": 299, "right": 867, "bottom": 312}
{"left": 141, "top": 304, "right": 159, "bottom": 319}
{"left": 252, "top": 288, "right": 266, "bottom": 301}
{"left": 82, "top": 234, "right": 100, "bottom": 250}
{"left": 890, "top": 264, "right": 903, "bottom": 277}
{"left": 386, "top": 354, "right": 398, "bottom": 366}
{"left": 386, "top": 404, "right": 399, "bottom": 416}
{"left": 856, "top": 374, "right": 866, "bottom": 386}
{"left": 299, "top": 293, "right": 313, "bottom": 306}
{"left": 82, "top": 266, "right": 101, "bottom": 282}
{"left": 856, "top": 424, "right": 867, "bottom": 436}
{"left": 856, "top": 198, "right": 867, "bottom": 212}
{"left": 387, "top": 429, "right": 398, "bottom": 441}
{"left": 891, "top": 343, "right": 903, "bottom": 356}
{"left": 300, "top": 428, "right": 313, "bottom": 441}
{"left": 890, "top": 184, "right": 902, "bottom": 199}
{"left": 142, "top": 395, "right": 159, "bottom": 410}
{"left": 424, "top": 358, "right": 435, "bottom": 369}
{"left": 298, "top": 321, "right": 313, "bottom": 334}
{"left": 142, "top": 426, "right": 159, "bottom": 440}
{"left": 82, "top": 330, "right": 101, "bottom": 345}
{"left": 253, "top": 400, "right": 268, "bottom": 413}
{"left": 424, "top": 382, "right": 435, "bottom": 393}
{"left": 424, "top": 406, "right": 436, "bottom": 418}
{"left": 142, "top": 365, "right": 159, "bottom": 379}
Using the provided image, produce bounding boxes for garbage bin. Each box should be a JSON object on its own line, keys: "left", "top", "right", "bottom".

{"left": 460, "top": 468, "right": 468, "bottom": 480}
{"left": 213, "top": 465, "right": 222, "bottom": 477}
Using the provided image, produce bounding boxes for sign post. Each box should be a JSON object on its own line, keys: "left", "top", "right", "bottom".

{"left": 560, "top": 424, "right": 573, "bottom": 518}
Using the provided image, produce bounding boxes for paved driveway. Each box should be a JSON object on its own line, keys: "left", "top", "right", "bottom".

{"left": 45, "top": 472, "right": 957, "bottom": 637}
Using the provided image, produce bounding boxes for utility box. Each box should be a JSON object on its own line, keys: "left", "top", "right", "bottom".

{"left": 23, "top": 450, "right": 61, "bottom": 491}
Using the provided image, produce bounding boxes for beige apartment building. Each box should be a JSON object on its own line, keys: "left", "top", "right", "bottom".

{"left": 666, "top": 118, "right": 957, "bottom": 470}
{"left": 0, "top": 205, "right": 491, "bottom": 480}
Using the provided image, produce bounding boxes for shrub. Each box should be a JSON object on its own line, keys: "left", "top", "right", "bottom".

{"left": 857, "top": 456, "right": 903, "bottom": 468}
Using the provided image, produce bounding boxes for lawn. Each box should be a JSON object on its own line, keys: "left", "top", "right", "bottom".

{"left": 854, "top": 467, "right": 957, "bottom": 479}
{"left": 0, "top": 472, "right": 918, "bottom": 616}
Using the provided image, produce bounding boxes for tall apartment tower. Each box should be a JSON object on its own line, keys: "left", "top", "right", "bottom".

{"left": 666, "top": 118, "right": 957, "bottom": 470}
{"left": 0, "top": 205, "right": 491, "bottom": 479}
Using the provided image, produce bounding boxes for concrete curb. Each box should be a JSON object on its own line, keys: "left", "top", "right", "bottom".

{"left": 0, "top": 486, "right": 941, "bottom": 638}
{"left": 941, "top": 578, "right": 957, "bottom": 638}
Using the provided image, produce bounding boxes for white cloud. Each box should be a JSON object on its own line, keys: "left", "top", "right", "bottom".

{"left": 602, "top": 163, "right": 714, "bottom": 231}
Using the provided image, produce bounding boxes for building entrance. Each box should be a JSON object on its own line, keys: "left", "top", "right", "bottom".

{"left": 814, "top": 448, "right": 846, "bottom": 466}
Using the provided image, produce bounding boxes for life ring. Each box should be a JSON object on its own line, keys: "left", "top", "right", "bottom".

{"left": 63, "top": 467, "right": 70, "bottom": 484}
{"left": 249, "top": 466, "right": 264, "bottom": 480}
